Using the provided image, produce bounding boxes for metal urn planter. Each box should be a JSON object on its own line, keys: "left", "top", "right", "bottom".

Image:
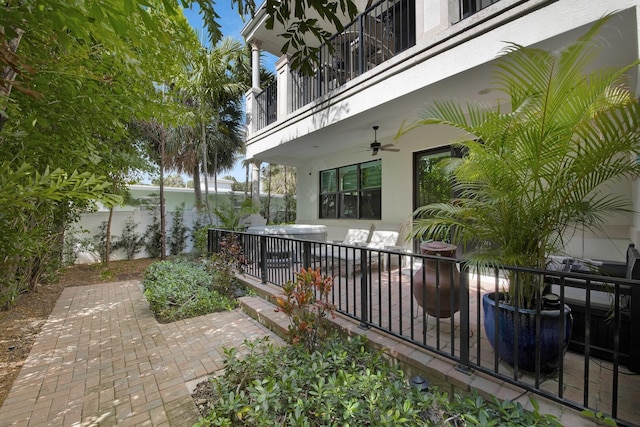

{"left": 413, "top": 241, "right": 460, "bottom": 318}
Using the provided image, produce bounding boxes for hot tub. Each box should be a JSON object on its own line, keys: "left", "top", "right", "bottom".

{"left": 246, "top": 224, "right": 327, "bottom": 242}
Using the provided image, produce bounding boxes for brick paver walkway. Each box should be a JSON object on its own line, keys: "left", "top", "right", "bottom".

{"left": 0, "top": 281, "right": 281, "bottom": 426}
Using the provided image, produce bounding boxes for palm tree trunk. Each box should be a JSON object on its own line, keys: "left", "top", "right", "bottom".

{"left": 213, "top": 145, "right": 218, "bottom": 211}
{"left": 192, "top": 165, "right": 202, "bottom": 210}
{"left": 159, "top": 126, "right": 166, "bottom": 260}
{"left": 201, "top": 121, "right": 213, "bottom": 224}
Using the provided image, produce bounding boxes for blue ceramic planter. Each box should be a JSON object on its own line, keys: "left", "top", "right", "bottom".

{"left": 482, "top": 292, "right": 573, "bottom": 372}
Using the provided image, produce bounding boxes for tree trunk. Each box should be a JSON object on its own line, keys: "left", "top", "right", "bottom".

{"left": 201, "top": 121, "right": 213, "bottom": 224}
{"left": 213, "top": 146, "right": 218, "bottom": 210}
{"left": 192, "top": 164, "right": 202, "bottom": 210}
{"left": 105, "top": 207, "right": 114, "bottom": 264}
{"left": 0, "top": 28, "right": 24, "bottom": 133}
{"left": 160, "top": 126, "right": 166, "bottom": 260}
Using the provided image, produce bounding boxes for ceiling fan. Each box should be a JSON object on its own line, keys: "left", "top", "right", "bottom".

{"left": 369, "top": 125, "right": 399, "bottom": 156}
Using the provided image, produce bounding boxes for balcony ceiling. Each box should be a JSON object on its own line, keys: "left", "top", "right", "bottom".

{"left": 247, "top": 7, "right": 639, "bottom": 167}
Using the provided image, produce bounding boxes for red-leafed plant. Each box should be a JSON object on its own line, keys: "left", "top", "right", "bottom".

{"left": 275, "top": 268, "right": 336, "bottom": 351}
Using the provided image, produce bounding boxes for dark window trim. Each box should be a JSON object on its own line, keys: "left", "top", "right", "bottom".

{"left": 319, "top": 159, "right": 382, "bottom": 220}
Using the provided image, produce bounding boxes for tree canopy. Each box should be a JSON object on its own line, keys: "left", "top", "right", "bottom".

{"left": 0, "top": 0, "right": 199, "bottom": 307}
{"left": 0, "top": 0, "right": 358, "bottom": 308}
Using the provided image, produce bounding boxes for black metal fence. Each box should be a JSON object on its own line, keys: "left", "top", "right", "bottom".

{"left": 255, "top": 79, "right": 277, "bottom": 131}
{"left": 208, "top": 228, "right": 640, "bottom": 427}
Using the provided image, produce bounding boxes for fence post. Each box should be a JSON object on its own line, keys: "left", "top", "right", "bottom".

{"left": 459, "top": 262, "right": 470, "bottom": 368}
{"left": 259, "top": 235, "right": 268, "bottom": 284}
{"left": 303, "top": 241, "right": 311, "bottom": 270}
{"left": 359, "top": 247, "right": 369, "bottom": 329}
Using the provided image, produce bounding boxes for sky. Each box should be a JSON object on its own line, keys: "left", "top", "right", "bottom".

{"left": 181, "top": 3, "right": 267, "bottom": 183}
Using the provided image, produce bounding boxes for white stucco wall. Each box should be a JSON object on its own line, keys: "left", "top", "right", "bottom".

{"left": 248, "top": 0, "right": 640, "bottom": 262}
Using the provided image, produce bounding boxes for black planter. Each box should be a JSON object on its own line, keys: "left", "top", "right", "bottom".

{"left": 482, "top": 292, "right": 573, "bottom": 372}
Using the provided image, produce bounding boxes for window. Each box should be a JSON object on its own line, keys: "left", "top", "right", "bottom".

{"left": 320, "top": 160, "right": 381, "bottom": 219}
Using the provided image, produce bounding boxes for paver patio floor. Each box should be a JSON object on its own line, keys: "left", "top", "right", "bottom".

{"left": 0, "top": 281, "right": 282, "bottom": 427}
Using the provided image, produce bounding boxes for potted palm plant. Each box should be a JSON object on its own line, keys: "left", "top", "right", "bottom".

{"left": 396, "top": 18, "right": 640, "bottom": 371}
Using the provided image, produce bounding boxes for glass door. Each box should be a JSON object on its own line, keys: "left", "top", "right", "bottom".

{"left": 412, "top": 147, "right": 458, "bottom": 251}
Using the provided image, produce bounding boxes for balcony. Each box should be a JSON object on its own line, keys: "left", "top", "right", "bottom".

{"left": 246, "top": 0, "right": 515, "bottom": 134}
{"left": 209, "top": 229, "right": 640, "bottom": 427}
{"left": 247, "top": 0, "right": 418, "bottom": 133}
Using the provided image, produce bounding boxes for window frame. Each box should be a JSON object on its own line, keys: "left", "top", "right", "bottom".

{"left": 319, "top": 159, "right": 382, "bottom": 220}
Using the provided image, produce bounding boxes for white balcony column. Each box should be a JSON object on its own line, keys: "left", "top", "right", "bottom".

{"left": 275, "top": 55, "right": 291, "bottom": 118}
{"left": 417, "top": 0, "right": 456, "bottom": 43}
{"left": 251, "top": 41, "right": 262, "bottom": 89}
{"left": 251, "top": 160, "right": 261, "bottom": 209}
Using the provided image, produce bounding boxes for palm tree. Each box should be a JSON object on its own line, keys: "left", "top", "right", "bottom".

{"left": 170, "top": 37, "right": 247, "bottom": 222}
{"left": 396, "top": 17, "right": 640, "bottom": 309}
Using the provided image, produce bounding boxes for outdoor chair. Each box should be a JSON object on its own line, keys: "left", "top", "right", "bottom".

{"left": 322, "top": 230, "right": 400, "bottom": 277}
{"left": 310, "top": 228, "right": 371, "bottom": 262}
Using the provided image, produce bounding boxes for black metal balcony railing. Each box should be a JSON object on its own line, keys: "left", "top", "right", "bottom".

{"left": 208, "top": 229, "right": 640, "bottom": 427}
{"left": 253, "top": 0, "right": 505, "bottom": 129}
{"left": 290, "top": 0, "right": 416, "bottom": 112}
{"left": 255, "top": 80, "right": 277, "bottom": 131}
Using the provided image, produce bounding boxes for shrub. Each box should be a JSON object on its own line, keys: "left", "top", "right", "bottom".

{"left": 112, "top": 217, "right": 145, "bottom": 260}
{"left": 144, "top": 209, "right": 162, "bottom": 258}
{"left": 195, "top": 335, "right": 561, "bottom": 426}
{"left": 207, "top": 233, "right": 245, "bottom": 297}
{"left": 62, "top": 225, "right": 92, "bottom": 266}
{"left": 168, "top": 203, "right": 188, "bottom": 256}
{"left": 142, "top": 259, "right": 237, "bottom": 322}
{"left": 275, "top": 267, "right": 335, "bottom": 351}
{"left": 191, "top": 215, "right": 211, "bottom": 257}
{"left": 92, "top": 221, "right": 109, "bottom": 262}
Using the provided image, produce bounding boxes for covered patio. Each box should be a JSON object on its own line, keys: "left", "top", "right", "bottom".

{"left": 211, "top": 229, "right": 640, "bottom": 427}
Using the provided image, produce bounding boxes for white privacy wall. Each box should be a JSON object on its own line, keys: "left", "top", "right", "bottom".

{"left": 71, "top": 209, "right": 201, "bottom": 264}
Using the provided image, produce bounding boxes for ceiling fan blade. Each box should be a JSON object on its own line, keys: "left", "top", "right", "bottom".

{"left": 371, "top": 149, "right": 379, "bottom": 156}
{"left": 380, "top": 144, "right": 400, "bottom": 152}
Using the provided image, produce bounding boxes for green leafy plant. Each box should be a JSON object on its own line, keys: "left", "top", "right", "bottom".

{"left": 92, "top": 221, "right": 109, "bottom": 263}
{"left": 142, "top": 259, "right": 237, "bottom": 323}
{"left": 275, "top": 268, "right": 336, "bottom": 351}
{"left": 113, "top": 217, "right": 145, "bottom": 260}
{"left": 62, "top": 225, "right": 92, "bottom": 266}
{"left": 191, "top": 215, "right": 211, "bottom": 257}
{"left": 207, "top": 233, "right": 245, "bottom": 297}
{"left": 213, "top": 197, "right": 258, "bottom": 230}
{"left": 168, "top": 203, "right": 189, "bottom": 256}
{"left": 195, "top": 335, "right": 561, "bottom": 426}
{"left": 144, "top": 209, "right": 162, "bottom": 259}
{"left": 396, "top": 17, "right": 640, "bottom": 309}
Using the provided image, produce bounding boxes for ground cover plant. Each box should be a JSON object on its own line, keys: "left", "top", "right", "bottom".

{"left": 193, "top": 267, "right": 561, "bottom": 426}
{"left": 193, "top": 335, "right": 561, "bottom": 426}
{"left": 142, "top": 259, "right": 237, "bottom": 323}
